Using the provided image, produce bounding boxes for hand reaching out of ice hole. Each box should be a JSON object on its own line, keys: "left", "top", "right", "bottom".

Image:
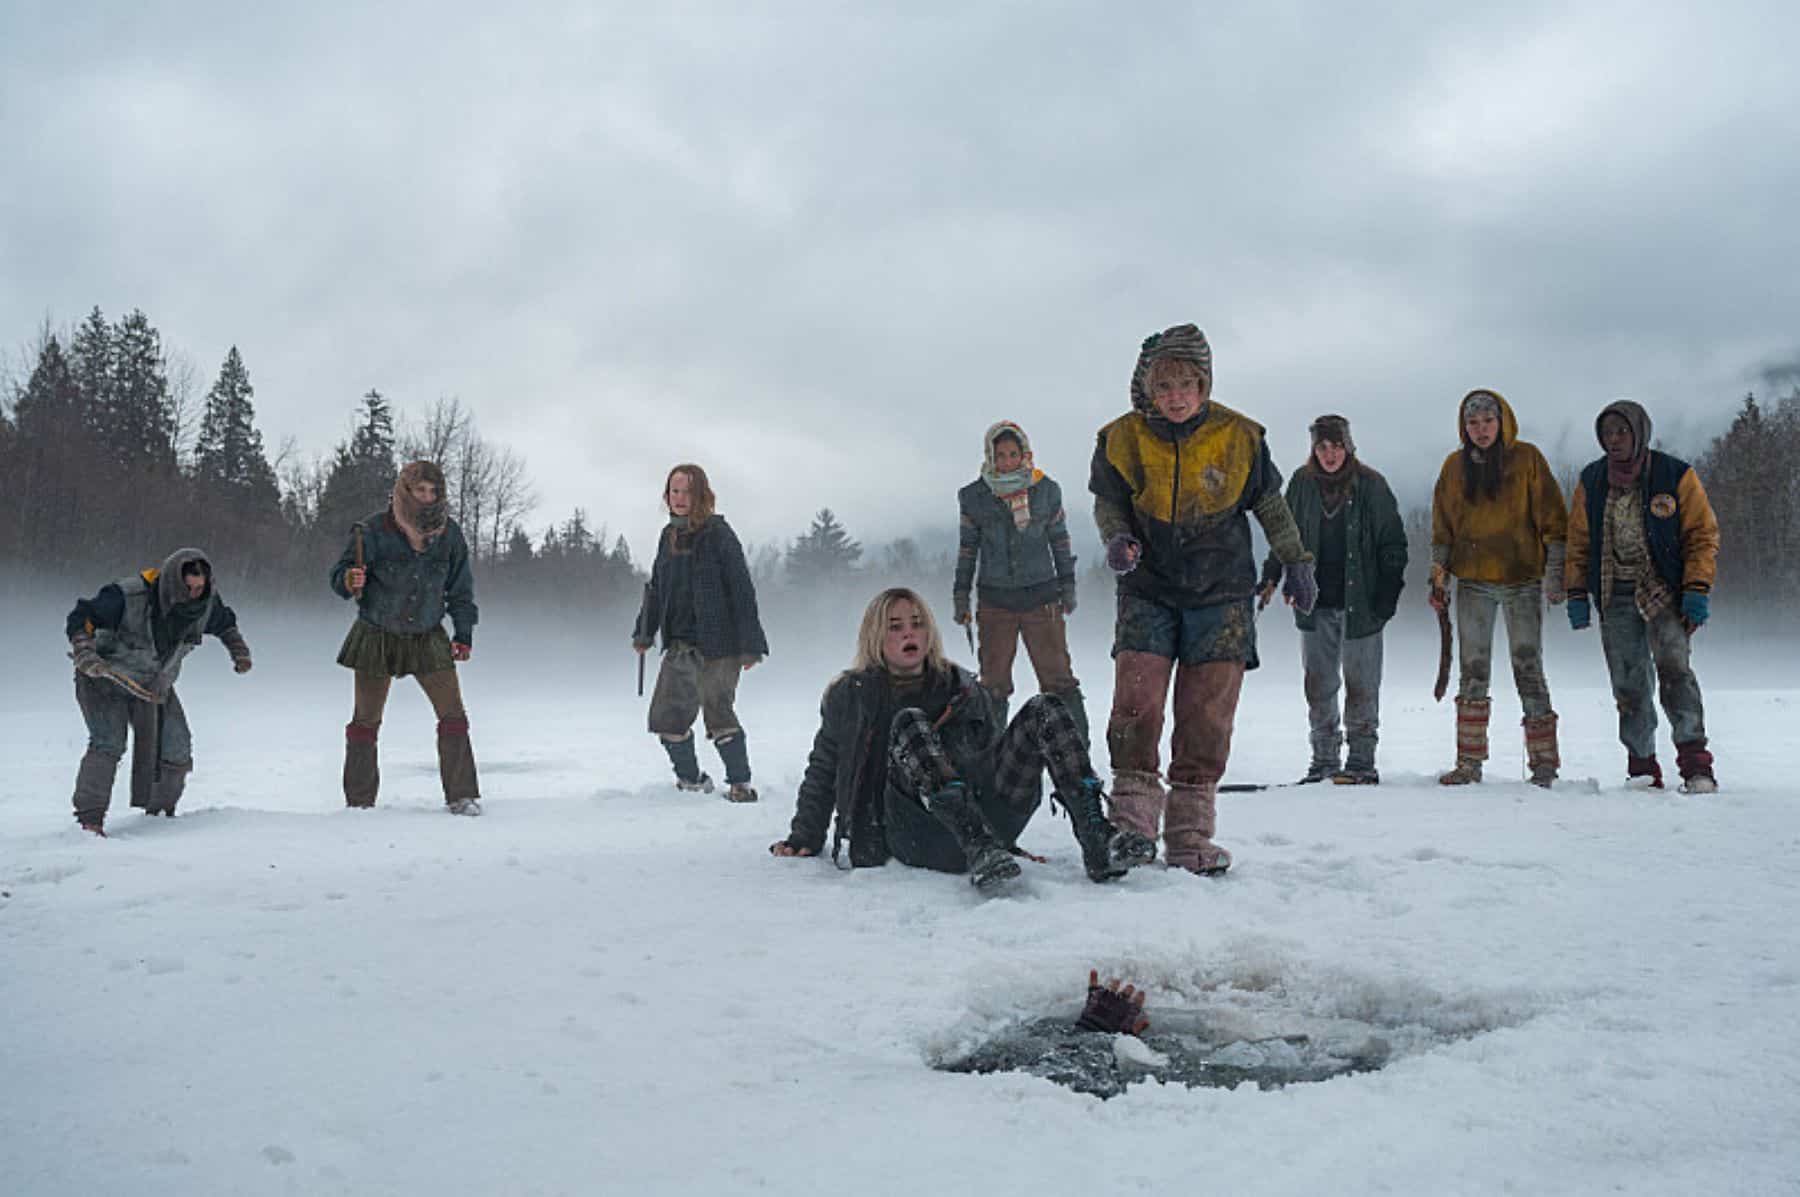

{"left": 1076, "top": 969, "right": 1149, "bottom": 1036}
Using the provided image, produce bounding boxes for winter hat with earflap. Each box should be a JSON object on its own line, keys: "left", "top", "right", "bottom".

{"left": 1309, "top": 414, "right": 1355, "bottom": 455}
{"left": 1129, "top": 324, "right": 1213, "bottom": 417}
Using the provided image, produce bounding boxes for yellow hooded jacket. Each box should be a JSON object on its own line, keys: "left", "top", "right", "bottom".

{"left": 1431, "top": 390, "right": 1568, "bottom": 585}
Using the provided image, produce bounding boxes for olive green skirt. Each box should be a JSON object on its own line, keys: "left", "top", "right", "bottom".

{"left": 336, "top": 621, "right": 455, "bottom": 677}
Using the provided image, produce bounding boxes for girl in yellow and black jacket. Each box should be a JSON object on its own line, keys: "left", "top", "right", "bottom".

{"left": 1089, "top": 324, "right": 1314, "bottom": 876}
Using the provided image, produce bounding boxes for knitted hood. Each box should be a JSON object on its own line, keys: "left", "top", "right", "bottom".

{"left": 1129, "top": 324, "right": 1213, "bottom": 417}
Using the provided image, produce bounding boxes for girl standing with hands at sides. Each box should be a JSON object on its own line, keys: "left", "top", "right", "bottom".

{"left": 1429, "top": 389, "right": 1569, "bottom": 787}
{"left": 633, "top": 464, "right": 768, "bottom": 802}
{"left": 952, "top": 420, "right": 1084, "bottom": 736}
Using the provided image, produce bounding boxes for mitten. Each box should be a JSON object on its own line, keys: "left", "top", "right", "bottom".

{"left": 1282, "top": 561, "right": 1318, "bottom": 616}
{"left": 1566, "top": 595, "right": 1591, "bottom": 630}
{"left": 1680, "top": 591, "right": 1709, "bottom": 628}
{"left": 1104, "top": 533, "right": 1141, "bottom": 575}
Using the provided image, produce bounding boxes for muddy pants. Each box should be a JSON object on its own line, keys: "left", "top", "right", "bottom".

{"left": 976, "top": 602, "right": 1083, "bottom": 728}
{"left": 1106, "top": 593, "right": 1253, "bottom": 785}
{"left": 1454, "top": 580, "right": 1552, "bottom": 717}
{"left": 1600, "top": 586, "right": 1706, "bottom": 760}
{"left": 1301, "top": 609, "right": 1384, "bottom": 773}
{"left": 882, "top": 694, "right": 1087, "bottom": 873}
{"left": 648, "top": 642, "right": 751, "bottom": 786}
{"left": 72, "top": 674, "right": 192, "bottom": 821}
{"left": 344, "top": 667, "right": 477, "bottom": 807}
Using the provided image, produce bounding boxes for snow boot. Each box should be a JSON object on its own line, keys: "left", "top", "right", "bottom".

{"left": 1164, "top": 782, "right": 1231, "bottom": 875}
{"left": 446, "top": 797, "right": 483, "bottom": 816}
{"left": 1298, "top": 761, "right": 1336, "bottom": 785}
{"left": 76, "top": 811, "right": 106, "bottom": 837}
{"left": 1626, "top": 754, "right": 1664, "bottom": 790}
{"left": 344, "top": 723, "right": 380, "bottom": 808}
{"left": 1676, "top": 739, "right": 1716, "bottom": 793}
{"left": 1439, "top": 698, "right": 1489, "bottom": 785}
{"left": 1333, "top": 766, "right": 1380, "bottom": 786}
{"left": 141, "top": 764, "right": 188, "bottom": 817}
{"left": 72, "top": 750, "right": 118, "bottom": 829}
{"left": 1106, "top": 769, "right": 1165, "bottom": 842}
{"left": 1065, "top": 776, "right": 1155, "bottom": 882}
{"left": 662, "top": 734, "right": 714, "bottom": 794}
{"left": 1523, "top": 713, "right": 1560, "bottom": 788}
{"left": 925, "top": 781, "right": 1021, "bottom": 891}
{"left": 437, "top": 716, "right": 481, "bottom": 812}
{"left": 715, "top": 732, "right": 754, "bottom": 800}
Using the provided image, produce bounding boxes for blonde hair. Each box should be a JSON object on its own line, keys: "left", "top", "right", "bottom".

{"left": 663, "top": 463, "right": 717, "bottom": 532}
{"left": 848, "top": 587, "right": 949, "bottom": 674}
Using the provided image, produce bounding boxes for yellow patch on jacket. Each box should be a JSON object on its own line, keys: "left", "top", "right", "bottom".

{"left": 1100, "top": 404, "right": 1265, "bottom": 525}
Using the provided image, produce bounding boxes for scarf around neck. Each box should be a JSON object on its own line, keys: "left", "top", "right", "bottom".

{"left": 982, "top": 466, "right": 1042, "bottom": 529}
{"left": 392, "top": 474, "right": 448, "bottom": 553}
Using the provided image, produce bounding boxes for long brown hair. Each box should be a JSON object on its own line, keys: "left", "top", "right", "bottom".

{"left": 663, "top": 463, "right": 717, "bottom": 532}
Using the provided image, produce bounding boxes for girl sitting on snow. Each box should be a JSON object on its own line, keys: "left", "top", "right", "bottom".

{"left": 770, "top": 587, "right": 1153, "bottom": 890}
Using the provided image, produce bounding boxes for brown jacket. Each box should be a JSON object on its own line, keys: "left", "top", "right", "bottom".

{"left": 1431, "top": 390, "right": 1568, "bottom": 585}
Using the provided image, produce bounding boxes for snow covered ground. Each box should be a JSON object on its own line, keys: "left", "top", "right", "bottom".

{"left": 4, "top": 594, "right": 1798, "bottom": 1195}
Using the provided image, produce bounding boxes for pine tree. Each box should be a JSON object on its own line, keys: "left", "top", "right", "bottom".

{"left": 317, "top": 389, "right": 399, "bottom": 540}
{"left": 8, "top": 335, "right": 93, "bottom": 563}
{"left": 100, "top": 309, "right": 178, "bottom": 472}
{"left": 786, "top": 508, "right": 863, "bottom": 580}
{"left": 194, "top": 346, "right": 279, "bottom": 515}
{"left": 14, "top": 335, "right": 84, "bottom": 445}
{"left": 69, "top": 306, "right": 114, "bottom": 451}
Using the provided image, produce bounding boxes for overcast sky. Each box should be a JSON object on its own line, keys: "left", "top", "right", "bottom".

{"left": 4, "top": 1, "right": 1798, "bottom": 557}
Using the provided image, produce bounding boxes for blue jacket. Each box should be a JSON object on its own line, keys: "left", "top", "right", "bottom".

{"left": 954, "top": 476, "right": 1076, "bottom": 611}
{"left": 330, "top": 511, "right": 478, "bottom": 644}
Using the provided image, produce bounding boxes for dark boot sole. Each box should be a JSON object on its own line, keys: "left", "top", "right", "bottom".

{"left": 970, "top": 857, "right": 1023, "bottom": 890}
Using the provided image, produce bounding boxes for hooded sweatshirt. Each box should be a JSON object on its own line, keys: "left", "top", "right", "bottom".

{"left": 1430, "top": 389, "right": 1568, "bottom": 585}
{"left": 955, "top": 422, "right": 1077, "bottom": 611}
{"left": 65, "top": 547, "right": 240, "bottom": 696}
{"left": 1564, "top": 399, "right": 1718, "bottom": 604}
{"left": 1089, "top": 325, "right": 1293, "bottom": 608}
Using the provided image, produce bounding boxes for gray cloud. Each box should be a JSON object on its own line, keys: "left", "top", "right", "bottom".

{"left": 4, "top": 1, "right": 1797, "bottom": 554}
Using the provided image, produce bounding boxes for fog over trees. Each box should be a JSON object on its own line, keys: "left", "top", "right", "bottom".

{"left": 4, "top": 308, "right": 1796, "bottom": 621}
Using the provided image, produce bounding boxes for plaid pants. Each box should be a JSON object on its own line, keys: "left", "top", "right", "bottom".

{"left": 889, "top": 693, "right": 1093, "bottom": 810}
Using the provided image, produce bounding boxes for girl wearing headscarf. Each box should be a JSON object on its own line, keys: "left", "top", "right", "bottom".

{"left": 330, "top": 460, "right": 482, "bottom": 814}
{"left": 952, "top": 420, "right": 1084, "bottom": 734}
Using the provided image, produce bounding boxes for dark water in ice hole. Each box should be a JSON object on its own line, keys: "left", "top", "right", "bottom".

{"left": 939, "top": 1007, "right": 1414, "bottom": 1099}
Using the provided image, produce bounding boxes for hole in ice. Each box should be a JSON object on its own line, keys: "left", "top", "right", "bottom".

{"left": 938, "top": 1011, "right": 1399, "bottom": 1098}
{"left": 934, "top": 955, "right": 1528, "bottom": 1100}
